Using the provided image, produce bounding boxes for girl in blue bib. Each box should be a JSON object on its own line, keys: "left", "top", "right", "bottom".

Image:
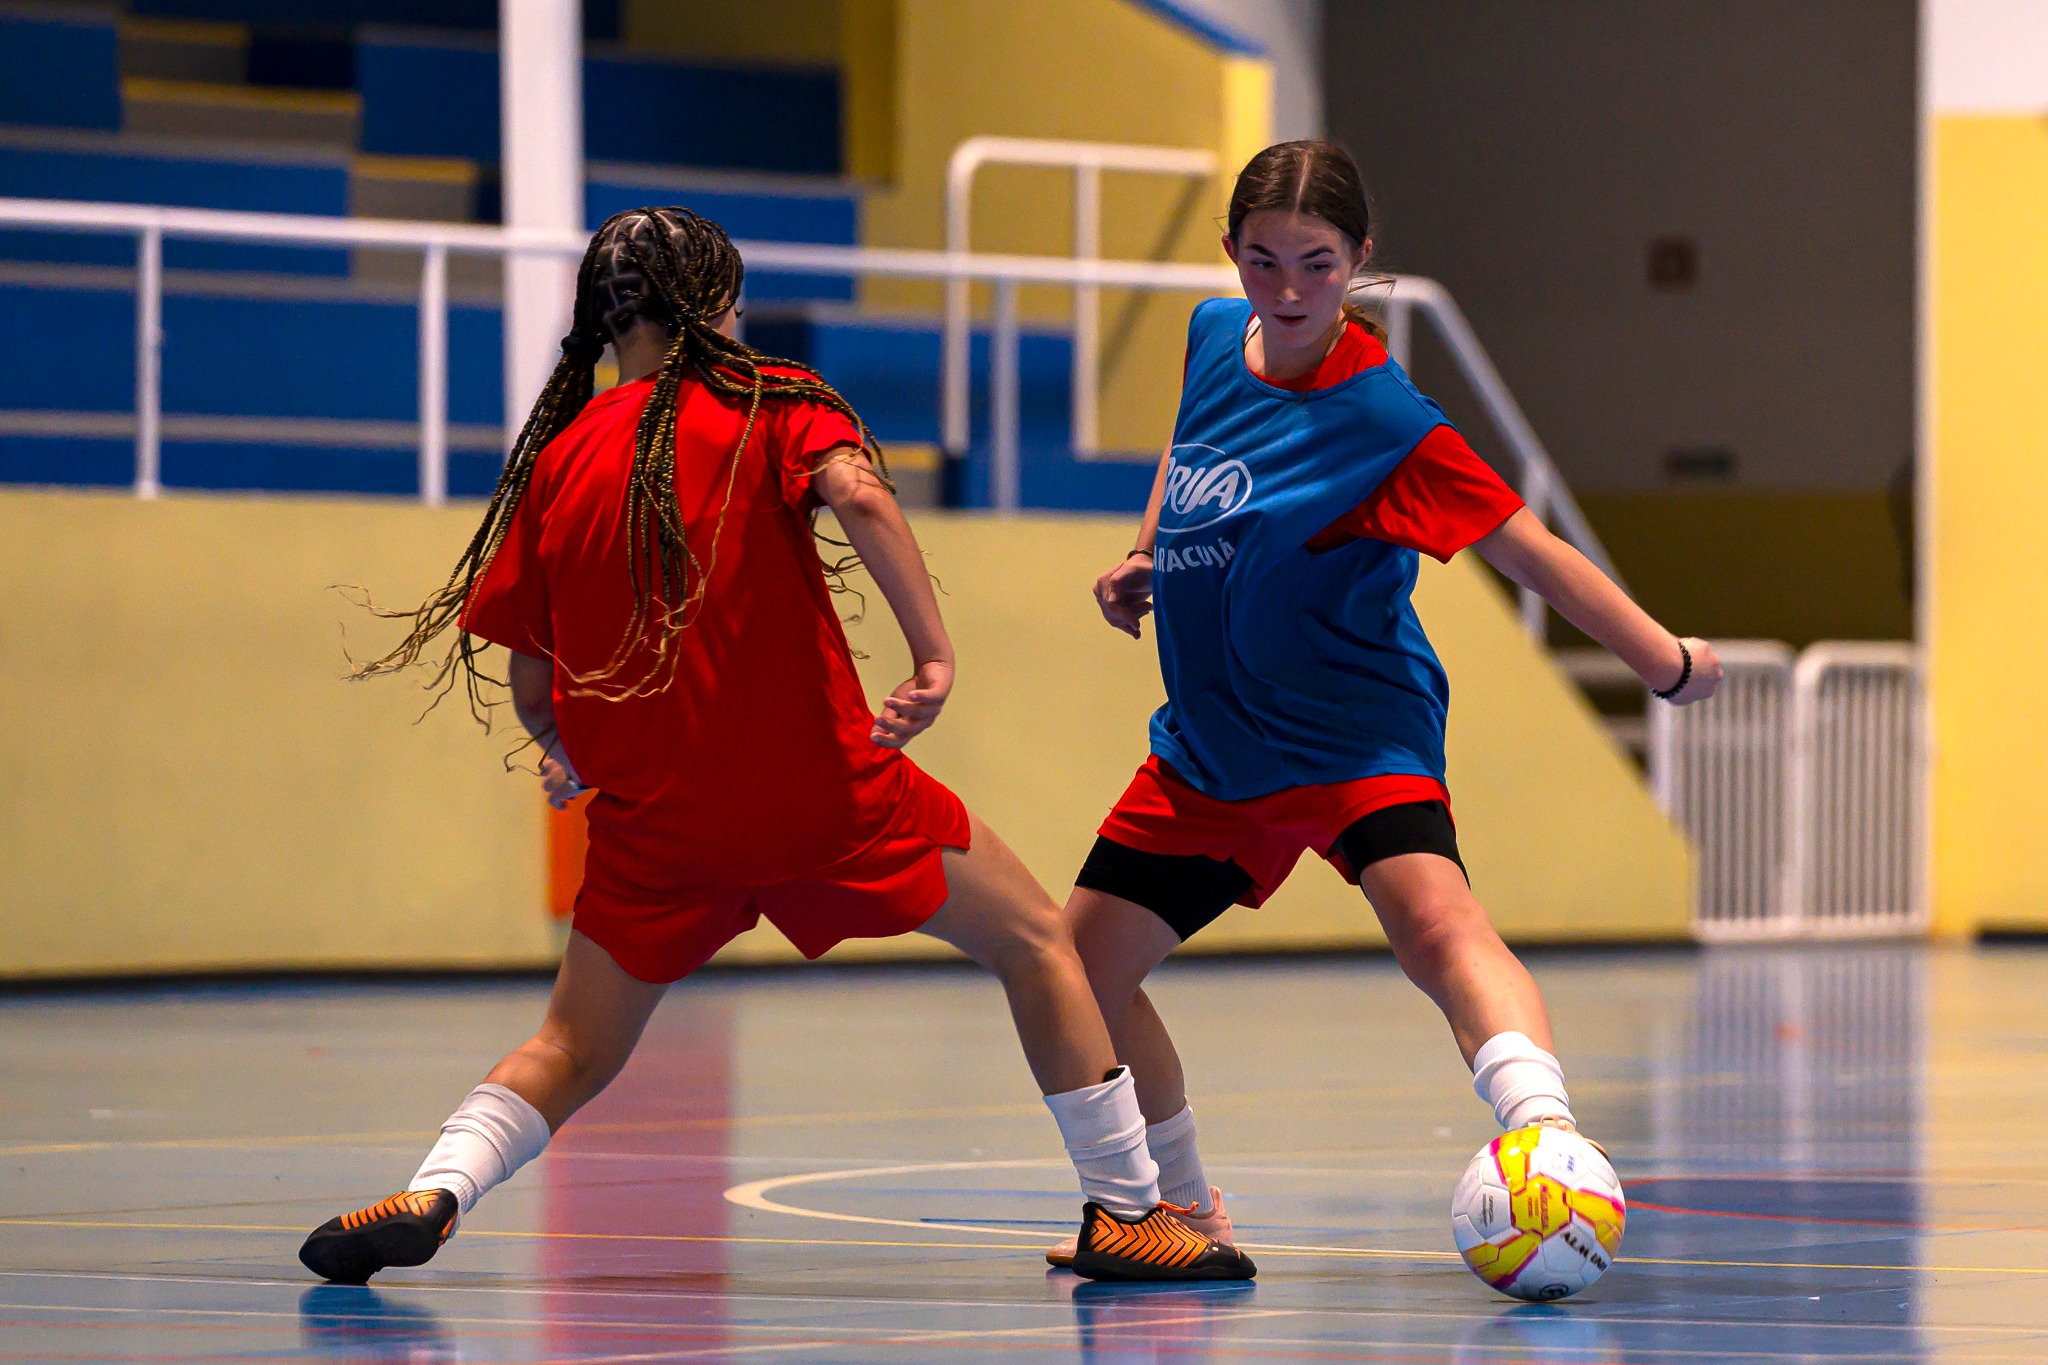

{"left": 1046, "top": 141, "right": 1723, "bottom": 1264}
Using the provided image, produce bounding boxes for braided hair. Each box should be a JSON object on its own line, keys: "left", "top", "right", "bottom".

{"left": 353, "top": 206, "right": 890, "bottom": 713}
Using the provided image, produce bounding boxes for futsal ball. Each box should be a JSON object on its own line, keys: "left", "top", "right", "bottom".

{"left": 1450, "top": 1125, "right": 1625, "bottom": 1301}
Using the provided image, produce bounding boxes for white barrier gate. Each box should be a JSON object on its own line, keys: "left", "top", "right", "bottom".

{"left": 1649, "top": 640, "right": 1923, "bottom": 940}
{"left": 1785, "top": 644, "right": 1925, "bottom": 936}
{"left": 1650, "top": 642, "right": 1798, "bottom": 939}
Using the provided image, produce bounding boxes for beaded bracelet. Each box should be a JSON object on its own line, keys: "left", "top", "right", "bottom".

{"left": 1651, "top": 640, "right": 1693, "bottom": 700}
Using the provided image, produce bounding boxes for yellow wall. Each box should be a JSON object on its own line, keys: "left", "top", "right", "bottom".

{"left": 0, "top": 491, "right": 551, "bottom": 979}
{"left": 0, "top": 493, "right": 1688, "bottom": 980}
{"left": 860, "top": 0, "right": 1266, "bottom": 453}
{"left": 1927, "top": 115, "right": 2048, "bottom": 935}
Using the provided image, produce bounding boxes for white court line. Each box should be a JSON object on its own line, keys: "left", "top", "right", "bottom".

{"left": 725, "top": 1159, "right": 1469, "bottom": 1260}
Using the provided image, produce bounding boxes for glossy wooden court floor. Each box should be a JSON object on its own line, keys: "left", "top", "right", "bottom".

{"left": 4, "top": 943, "right": 2046, "bottom": 1363}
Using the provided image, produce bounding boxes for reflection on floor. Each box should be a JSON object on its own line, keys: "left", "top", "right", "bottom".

{"left": 2, "top": 943, "right": 2045, "bottom": 1362}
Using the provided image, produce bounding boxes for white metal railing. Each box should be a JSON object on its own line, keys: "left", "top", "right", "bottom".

{"left": 943, "top": 137, "right": 1217, "bottom": 459}
{"left": 0, "top": 195, "right": 1623, "bottom": 604}
{"left": 0, "top": 195, "right": 1236, "bottom": 512}
{"left": 1650, "top": 640, "right": 1924, "bottom": 940}
{"left": 1785, "top": 643, "right": 1925, "bottom": 937}
{"left": 1651, "top": 642, "right": 1799, "bottom": 939}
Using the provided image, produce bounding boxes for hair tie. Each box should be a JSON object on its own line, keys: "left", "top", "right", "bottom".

{"left": 560, "top": 331, "right": 606, "bottom": 365}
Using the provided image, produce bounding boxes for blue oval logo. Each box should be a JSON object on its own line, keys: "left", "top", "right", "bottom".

{"left": 1160, "top": 446, "right": 1254, "bottom": 532}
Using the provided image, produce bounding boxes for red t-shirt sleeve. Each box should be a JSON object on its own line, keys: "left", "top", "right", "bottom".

{"left": 769, "top": 396, "right": 867, "bottom": 512}
{"left": 460, "top": 491, "right": 554, "bottom": 659}
{"left": 1310, "top": 425, "right": 1525, "bottom": 562}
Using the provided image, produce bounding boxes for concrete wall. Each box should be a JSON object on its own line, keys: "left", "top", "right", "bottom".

{"left": 1323, "top": 1, "right": 1919, "bottom": 641}
{"left": 1922, "top": 0, "right": 2048, "bottom": 935}
{"left": 1169, "top": 0, "right": 1324, "bottom": 140}
{"left": 0, "top": 490, "right": 1689, "bottom": 980}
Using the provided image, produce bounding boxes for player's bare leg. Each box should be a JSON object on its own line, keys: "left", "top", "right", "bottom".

{"left": 923, "top": 814, "right": 1253, "bottom": 1282}
{"left": 300, "top": 932, "right": 665, "bottom": 1283}
{"left": 1357, "top": 853, "right": 1552, "bottom": 1063}
{"left": 921, "top": 813, "right": 1116, "bottom": 1095}
{"left": 482, "top": 928, "right": 669, "bottom": 1127}
{"left": 1359, "top": 853, "right": 1577, "bottom": 1133}
{"left": 1039, "top": 888, "right": 1236, "bottom": 1268}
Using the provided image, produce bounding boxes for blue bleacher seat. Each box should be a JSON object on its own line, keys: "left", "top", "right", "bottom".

{"left": 0, "top": 274, "right": 1147, "bottom": 507}
{"left": 126, "top": 0, "right": 620, "bottom": 39}
{"left": 586, "top": 172, "right": 859, "bottom": 303}
{"left": 357, "top": 30, "right": 841, "bottom": 176}
{"left": 0, "top": 11, "right": 121, "bottom": 132}
{"left": 0, "top": 133, "right": 351, "bottom": 275}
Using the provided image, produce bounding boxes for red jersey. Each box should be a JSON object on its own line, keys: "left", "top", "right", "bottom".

{"left": 462, "top": 370, "right": 920, "bottom": 893}
{"left": 1251, "top": 320, "right": 1525, "bottom": 558}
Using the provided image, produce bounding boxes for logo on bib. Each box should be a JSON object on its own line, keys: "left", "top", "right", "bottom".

{"left": 1160, "top": 445, "right": 1254, "bottom": 533}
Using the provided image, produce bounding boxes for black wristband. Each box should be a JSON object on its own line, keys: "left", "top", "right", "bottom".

{"left": 1127, "top": 547, "right": 1154, "bottom": 560}
{"left": 1651, "top": 640, "right": 1693, "bottom": 700}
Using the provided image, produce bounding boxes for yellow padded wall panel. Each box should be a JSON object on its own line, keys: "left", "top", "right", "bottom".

{"left": 1927, "top": 116, "right": 2048, "bottom": 934}
{"left": 0, "top": 490, "right": 550, "bottom": 979}
{"left": 0, "top": 495, "right": 1687, "bottom": 978}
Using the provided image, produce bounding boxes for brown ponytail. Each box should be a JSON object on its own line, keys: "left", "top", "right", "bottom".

{"left": 1226, "top": 139, "right": 1388, "bottom": 342}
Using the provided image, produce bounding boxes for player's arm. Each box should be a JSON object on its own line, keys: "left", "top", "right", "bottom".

{"left": 1093, "top": 447, "right": 1170, "bottom": 639}
{"left": 1473, "top": 508, "right": 1721, "bottom": 705}
{"left": 506, "top": 649, "right": 590, "bottom": 807}
{"left": 814, "top": 446, "right": 955, "bottom": 749}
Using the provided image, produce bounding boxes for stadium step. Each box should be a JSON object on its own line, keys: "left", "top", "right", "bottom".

{"left": 1551, "top": 645, "right": 1651, "bottom": 766}
{"left": 120, "top": 76, "right": 362, "bottom": 148}
{"left": 118, "top": 17, "right": 249, "bottom": 86}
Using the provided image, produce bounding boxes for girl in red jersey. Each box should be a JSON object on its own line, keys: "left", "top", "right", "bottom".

{"left": 299, "top": 209, "right": 1251, "bottom": 1286}
{"left": 1044, "top": 144, "right": 1723, "bottom": 1266}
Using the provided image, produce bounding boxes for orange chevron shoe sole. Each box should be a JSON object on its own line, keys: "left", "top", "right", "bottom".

{"left": 1049, "top": 1186, "right": 1236, "bottom": 1268}
{"left": 299, "top": 1189, "right": 457, "bottom": 1285}
{"left": 1067, "top": 1201, "right": 1256, "bottom": 1282}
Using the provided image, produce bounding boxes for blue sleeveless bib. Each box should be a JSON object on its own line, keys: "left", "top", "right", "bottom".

{"left": 1147, "top": 297, "right": 1456, "bottom": 800}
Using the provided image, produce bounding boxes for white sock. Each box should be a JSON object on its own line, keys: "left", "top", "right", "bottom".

{"left": 1471, "top": 1031, "right": 1575, "bottom": 1130}
{"left": 407, "top": 1083, "right": 551, "bottom": 1217}
{"left": 1147, "top": 1104, "right": 1211, "bottom": 1214}
{"left": 1043, "top": 1067, "right": 1161, "bottom": 1217}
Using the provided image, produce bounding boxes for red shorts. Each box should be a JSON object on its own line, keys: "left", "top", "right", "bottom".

{"left": 573, "top": 766, "right": 973, "bottom": 984}
{"left": 1098, "top": 756, "right": 1451, "bottom": 907}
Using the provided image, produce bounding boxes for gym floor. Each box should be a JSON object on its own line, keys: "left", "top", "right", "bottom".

{"left": 3, "top": 942, "right": 2044, "bottom": 1362}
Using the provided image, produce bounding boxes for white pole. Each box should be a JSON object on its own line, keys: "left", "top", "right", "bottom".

{"left": 942, "top": 154, "right": 974, "bottom": 459}
{"left": 500, "top": 0, "right": 583, "bottom": 456}
{"left": 1072, "top": 163, "right": 1100, "bottom": 456}
{"left": 992, "top": 278, "right": 1020, "bottom": 514}
{"left": 418, "top": 243, "right": 449, "bottom": 507}
{"left": 134, "top": 225, "right": 162, "bottom": 500}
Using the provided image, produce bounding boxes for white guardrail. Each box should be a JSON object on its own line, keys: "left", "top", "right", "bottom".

{"left": 0, "top": 189, "right": 1619, "bottom": 629}
{"left": 1650, "top": 641, "right": 1925, "bottom": 941}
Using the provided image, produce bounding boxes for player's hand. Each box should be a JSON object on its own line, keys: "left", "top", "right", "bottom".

{"left": 541, "top": 756, "right": 592, "bottom": 810}
{"left": 1094, "top": 553, "right": 1155, "bottom": 639}
{"left": 871, "top": 659, "right": 953, "bottom": 748}
{"left": 1661, "top": 637, "right": 1723, "bottom": 706}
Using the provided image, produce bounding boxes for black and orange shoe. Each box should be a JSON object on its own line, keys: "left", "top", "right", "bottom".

{"left": 1067, "top": 1202, "right": 1257, "bottom": 1282}
{"left": 299, "top": 1189, "right": 458, "bottom": 1285}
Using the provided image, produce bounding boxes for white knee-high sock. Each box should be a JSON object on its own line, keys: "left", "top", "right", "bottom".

{"left": 1471, "top": 1032, "right": 1575, "bottom": 1130}
{"left": 408, "top": 1083, "right": 551, "bottom": 1217}
{"left": 1147, "top": 1104, "right": 1211, "bottom": 1214}
{"left": 1043, "top": 1067, "right": 1161, "bottom": 1217}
